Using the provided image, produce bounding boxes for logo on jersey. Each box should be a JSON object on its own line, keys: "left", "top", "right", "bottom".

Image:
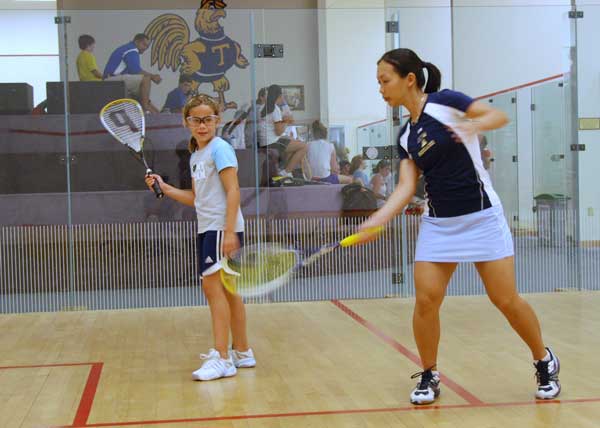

{"left": 417, "top": 131, "right": 436, "bottom": 157}
{"left": 205, "top": 256, "right": 214, "bottom": 264}
{"left": 192, "top": 162, "right": 207, "bottom": 179}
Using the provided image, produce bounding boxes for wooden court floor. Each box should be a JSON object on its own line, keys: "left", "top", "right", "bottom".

{"left": 1, "top": 292, "right": 599, "bottom": 428}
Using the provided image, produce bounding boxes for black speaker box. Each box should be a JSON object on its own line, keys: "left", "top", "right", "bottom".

{"left": 0, "top": 83, "right": 33, "bottom": 115}
{"left": 46, "top": 81, "right": 127, "bottom": 114}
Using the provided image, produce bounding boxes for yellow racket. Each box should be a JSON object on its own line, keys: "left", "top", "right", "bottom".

{"left": 220, "top": 227, "right": 383, "bottom": 297}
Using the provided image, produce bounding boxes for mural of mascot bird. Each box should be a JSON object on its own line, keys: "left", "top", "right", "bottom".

{"left": 145, "top": 0, "right": 249, "bottom": 111}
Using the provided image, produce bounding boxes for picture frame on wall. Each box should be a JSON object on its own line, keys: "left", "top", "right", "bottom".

{"left": 281, "top": 85, "right": 305, "bottom": 111}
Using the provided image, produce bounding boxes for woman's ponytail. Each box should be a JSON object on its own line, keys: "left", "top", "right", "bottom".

{"left": 379, "top": 49, "right": 442, "bottom": 94}
{"left": 423, "top": 62, "right": 441, "bottom": 93}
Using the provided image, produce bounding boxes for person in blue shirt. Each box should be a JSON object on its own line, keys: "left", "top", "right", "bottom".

{"left": 349, "top": 155, "right": 370, "bottom": 188}
{"left": 104, "top": 33, "right": 162, "bottom": 113}
{"left": 162, "top": 75, "right": 194, "bottom": 113}
{"left": 358, "top": 48, "right": 561, "bottom": 405}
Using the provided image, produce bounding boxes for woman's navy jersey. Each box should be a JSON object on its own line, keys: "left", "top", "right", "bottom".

{"left": 397, "top": 89, "right": 501, "bottom": 218}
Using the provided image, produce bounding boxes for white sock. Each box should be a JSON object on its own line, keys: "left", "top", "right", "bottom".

{"left": 537, "top": 350, "right": 551, "bottom": 363}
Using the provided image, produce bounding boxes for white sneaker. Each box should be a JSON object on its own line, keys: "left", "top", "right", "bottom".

{"left": 535, "top": 347, "right": 561, "bottom": 399}
{"left": 278, "top": 169, "right": 293, "bottom": 178}
{"left": 410, "top": 369, "right": 441, "bottom": 405}
{"left": 192, "top": 349, "right": 237, "bottom": 381}
{"left": 229, "top": 348, "right": 256, "bottom": 368}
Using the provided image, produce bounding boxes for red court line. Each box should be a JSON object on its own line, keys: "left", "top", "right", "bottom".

{"left": 10, "top": 129, "right": 106, "bottom": 137}
{"left": 0, "top": 362, "right": 103, "bottom": 427}
{"left": 9, "top": 124, "right": 182, "bottom": 137}
{"left": 356, "top": 73, "right": 565, "bottom": 129}
{"left": 0, "top": 54, "right": 59, "bottom": 57}
{"left": 0, "top": 362, "right": 97, "bottom": 370}
{"left": 474, "top": 73, "right": 564, "bottom": 100}
{"left": 10, "top": 74, "right": 565, "bottom": 137}
{"left": 331, "top": 299, "right": 484, "bottom": 405}
{"left": 357, "top": 118, "right": 386, "bottom": 129}
{"left": 54, "top": 397, "right": 600, "bottom": 428}
{"left": 72, "top": 363, "right": 104, "bottom": 427}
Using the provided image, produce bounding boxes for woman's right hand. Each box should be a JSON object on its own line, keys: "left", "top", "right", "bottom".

{"left": 355, "top": 212, "right": 390, "bottom": 245}
{"left": 145, "top": 174, "right": 165, "bottom": 192}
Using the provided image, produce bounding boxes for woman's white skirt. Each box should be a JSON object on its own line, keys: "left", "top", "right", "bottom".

{"left": 414, "top": 205, "right": 514, "bottom": 263}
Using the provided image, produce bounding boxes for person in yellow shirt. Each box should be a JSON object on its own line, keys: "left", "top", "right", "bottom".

{"left": 76, "top": 35, "right": 103, "bottom": 81}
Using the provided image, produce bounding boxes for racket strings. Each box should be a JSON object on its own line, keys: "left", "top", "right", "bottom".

{"left": 225, "top": 244, "right": 297, "bottom": 296}
{"left": 237, "top": 248, "right": 296, "bottom": 278}
{"left": 100, "top": 101, "right": 145, "bottom": 153}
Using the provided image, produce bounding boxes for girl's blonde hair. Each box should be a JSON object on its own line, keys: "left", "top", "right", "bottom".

{"left": 183, "top": 94, "right": 221, "bottom": 153}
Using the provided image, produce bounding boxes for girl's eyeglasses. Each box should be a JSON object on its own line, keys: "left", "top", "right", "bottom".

{"left": 185, "top": 115, "right": 219, "bottom": 126}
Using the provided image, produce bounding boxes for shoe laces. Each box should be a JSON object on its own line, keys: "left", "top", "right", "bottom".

{"left": 200, "top": 349, "right": 220, "bottom": 360}
{"left": 199, "top": 349, "right": 227, "bottom": 370}
{"left": 411, "top": 367, "right": 436, "bottom": 390}
{"left": 534, "top": 359, "right": 556, "bottom": 386}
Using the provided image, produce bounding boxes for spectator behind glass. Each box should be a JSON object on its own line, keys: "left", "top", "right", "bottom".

{"left": 350, "top": 155, "right": 371, "bottom": 187}
{"left": 277, "top": 91, "right": 299, "bottom": 140}
{"left": 279, "top": 96, "right": 292, "bottom": 118}
{"left": 76, "top": 34, "right": 102, "bottom": 81}
{"left": 222, "top": 104, "right": 250, "bottom": 149}
{"left": 103, "top": 33, "right": 162, "bottom": 113}
{"left": 162, "top": 74, "right": 194, "bottom": 113}
{"left": 258, "top": 84, "right": 307, "bottom": 176}
{"left": 339, "top": 160, "right": 351, "bottom": 176}
{"left": 244, "top": 87, "right": 267, "bottom": 147}
{"left": 478, "top": 134, "right": 493, "bottom": 170}
{"left": 306, "top": 121, "right": 352, "bottom": 185}
{"left": 370, "top": 159, "right": 392, "bottom": 207}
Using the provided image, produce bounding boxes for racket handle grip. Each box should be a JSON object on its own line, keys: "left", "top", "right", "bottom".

{"left": 146, "top": 169, "right": 164, "bottom": 199}
{"left": 152, "top": 181, "right": 164, "bottom": 199}
{"left": 340, "top": 226, "right": 384, "bottom": 247}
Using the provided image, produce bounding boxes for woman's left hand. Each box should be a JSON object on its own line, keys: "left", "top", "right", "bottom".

{"left": 221, "top": 231, "right": 241, "bottom": 258}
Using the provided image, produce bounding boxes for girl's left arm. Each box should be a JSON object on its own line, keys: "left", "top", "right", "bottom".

{"left": 219, "top": 167, "right": 241, "bottom": 256}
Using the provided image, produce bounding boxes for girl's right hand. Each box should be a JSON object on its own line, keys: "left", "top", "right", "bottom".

{"left": 145, "top": 174, "right": 165, "bottom": 192}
